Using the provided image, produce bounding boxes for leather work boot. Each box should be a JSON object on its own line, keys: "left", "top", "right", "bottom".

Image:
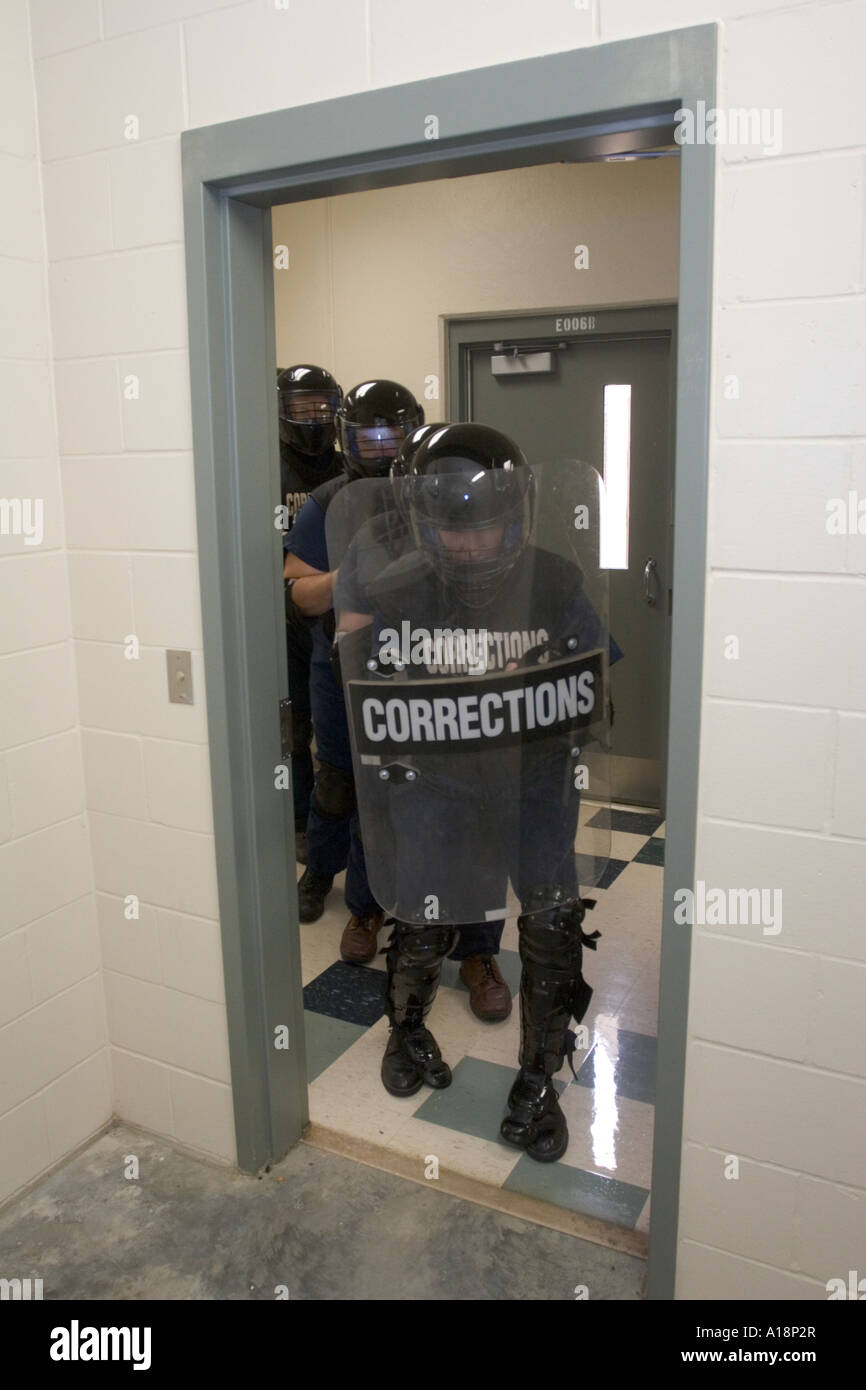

{"left": 340, "top": 911, "right": 385, "bottom": 965}
{"left": 296, "top": 867, "right": 333, "bottom": 924}
{"left": 294, "top": 828, "right": 308, "bottom": 865}
{"left": 459, "top": 955, "right": 513, "bottom": 1022}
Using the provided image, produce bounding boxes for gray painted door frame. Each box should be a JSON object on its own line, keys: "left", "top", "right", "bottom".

{"left": 180, "top": 25, "right": 717, "bottom": 1302}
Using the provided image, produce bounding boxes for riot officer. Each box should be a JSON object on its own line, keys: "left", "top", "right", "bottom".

{"left": 330, "top": 420, "right": 514, "bottom": 1021}
{"left": 283, "top": 380, "right": 424, "bottom": 961}
{"left": 277, "top": 364, "right": 343, "bottom": 862}
{"left": 330, "top": 423, "right": 622, "bottom": 1162}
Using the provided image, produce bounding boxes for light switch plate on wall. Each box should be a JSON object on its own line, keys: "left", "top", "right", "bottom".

{"left": 166, "top": 650, "right": 193, "bottom": 705}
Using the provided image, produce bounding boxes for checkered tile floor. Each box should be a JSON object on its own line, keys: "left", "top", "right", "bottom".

{"left": 298, "top": 804, "right": 664, "bottom": 1233}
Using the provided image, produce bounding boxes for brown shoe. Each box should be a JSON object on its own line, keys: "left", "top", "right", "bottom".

{"left": 340, "top": 911, "right": 385, "bottom": 965}
{"left": 459, "top": 955, "right": 513, "bottom": 1022}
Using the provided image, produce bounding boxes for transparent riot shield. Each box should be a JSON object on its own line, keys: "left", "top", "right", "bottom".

{"left": 327, "top": 458, "right": 612, "bottom": 927}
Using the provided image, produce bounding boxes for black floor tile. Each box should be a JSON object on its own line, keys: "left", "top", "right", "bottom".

{"left": 632, "top": 837, "right": 665, "bottom": 867}
{"left": 586, "top": 808, "right": 664, "bottom": 837}
{"left": 303, "top": 961, "right": 386, "bottom": 1027}
{"left": 594, "top": 858, "right": 629, "bottom": 890}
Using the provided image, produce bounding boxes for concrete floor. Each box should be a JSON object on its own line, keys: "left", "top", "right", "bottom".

{"left": 0, "top": 1123, "right": 646, "bottom": 1300}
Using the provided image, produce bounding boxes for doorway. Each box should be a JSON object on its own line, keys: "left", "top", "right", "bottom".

{"left": 275, "top": 163, "right": 674, "bottom": 1244}
{"left": 181, "top": 24, "right": 717, "bottom": 1301}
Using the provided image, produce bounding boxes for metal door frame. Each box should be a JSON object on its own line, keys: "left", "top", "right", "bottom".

{"left": 181, "top": 24, "right": 717, "bottom": 1302}
{"left": 447, "top": 303, "right": 677, "bottom": 811}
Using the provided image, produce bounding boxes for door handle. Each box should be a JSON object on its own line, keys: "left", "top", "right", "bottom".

{"left": 644, "top": 557, "right": 658, "bottom": 607}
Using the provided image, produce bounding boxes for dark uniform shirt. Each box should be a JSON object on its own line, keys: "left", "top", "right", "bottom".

{"left": 280, "top": 439, "right": 340, "bottom": 533}
{"left": 336, "top": 539, "right": 623, "bottom": 675}
{"left": 334, "top": 538, "right": 621, "bottom": 921}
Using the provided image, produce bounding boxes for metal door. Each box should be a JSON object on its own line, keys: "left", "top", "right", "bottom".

{"left": 450, "top": 307, "right": 675, "bottom": 808}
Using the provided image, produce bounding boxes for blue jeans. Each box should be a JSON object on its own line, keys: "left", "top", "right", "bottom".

{"left": 306, "top": 646, "right": 376, "bottom": 917}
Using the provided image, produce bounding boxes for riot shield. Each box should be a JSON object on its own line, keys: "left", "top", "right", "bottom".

{"left": 327, "top": 458, "right": 612, "bottom": 927}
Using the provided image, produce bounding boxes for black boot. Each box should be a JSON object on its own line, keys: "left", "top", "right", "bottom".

{"left": 500, "top": 886, "right": 600, "bottom": 1163}
{"left": 500, "top": 1068, "right": 568, "bottom": 1162}
{"left": 381, "top": 922, "right": 456, "bottom": 1097}
{"left": 297, "top": 866, "right": 333, "bottom": 923}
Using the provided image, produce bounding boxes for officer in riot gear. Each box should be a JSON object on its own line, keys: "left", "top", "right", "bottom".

{"left": 331, "top": 421, "right": 514, "bottom": 1021}
{"left": 283, "top": 380, "right": 424, "bottom": 961}
{"left": 277, "top": 365, "right": 343, "bottom": 862}
{"left": 278, "top": 363, "right": 342, "bottom": 468}
{"left": 330, "top": 423, "right": 622, "bottom": 1160}
{"left": 336, "top": 379, "right": 426, "bottom": 479}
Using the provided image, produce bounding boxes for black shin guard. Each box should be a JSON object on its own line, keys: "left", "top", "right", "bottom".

{"left": 381, "top": 921, "right": 456, "bottom": 1096}
{"left": 500, "top": 886, "right": 600, "bottom": 1162}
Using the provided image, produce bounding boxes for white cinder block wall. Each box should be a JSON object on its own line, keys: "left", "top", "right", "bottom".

{"left": 0, "top": 0, "right": 109, "bottom": 1205}
{"left": 0, "top": 0, "right": 860, "bottom": 1297}
{"left": 31, "top": 0, "right": 233, "bottom": 1170}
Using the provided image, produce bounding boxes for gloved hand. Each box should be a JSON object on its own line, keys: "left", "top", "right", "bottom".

{"left": 330, "top": 625, "right": 373, "bottom": 688}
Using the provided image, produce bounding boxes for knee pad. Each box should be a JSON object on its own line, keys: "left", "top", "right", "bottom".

{"left": 518, "top": 885, "right": 599, "bottom": 1024}
{"left": 385, "top": 921, "right": 456, "bottom": 1029}
{"left": 518, "top": 885, "right": 599, "bottom": 968}
{"left": 390, "top": 921, "right": 456, "bottom": 964}
{"left": 312, "top": 761, "right": 355, "bottom": 819}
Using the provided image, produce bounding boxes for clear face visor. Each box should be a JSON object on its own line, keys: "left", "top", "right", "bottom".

{"left": 279, "top": 388, "right": 341, "bottom": 424}
{"left": 431, "top": 519, "right": 508, "bottom": 561}
{"left": 343, "top": 419, "right": 417, "bottom": 471}
{"left": 410, "top": 471, "right": 532, "bottom": 603}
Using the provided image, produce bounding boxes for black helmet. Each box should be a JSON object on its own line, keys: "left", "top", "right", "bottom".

{"left": 403, "top": 423, "right": 535, "bottom": 605}
{"left": 277, "top": 364, "right": 342, "bottom": 455}
{"left": 390, "top": 422, "right": 449, "bottom": 479}
{"left": 336, "top": 380, "right": 424, "bottom": 479}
